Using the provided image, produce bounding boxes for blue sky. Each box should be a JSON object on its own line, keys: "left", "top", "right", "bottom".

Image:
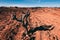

{"left": 0, "top": 0, "right": 60, "bottom": 7}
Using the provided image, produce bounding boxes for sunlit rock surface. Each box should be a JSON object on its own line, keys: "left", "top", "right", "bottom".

{"left": 0, "top": 7, "right": 60, "bottom": 40}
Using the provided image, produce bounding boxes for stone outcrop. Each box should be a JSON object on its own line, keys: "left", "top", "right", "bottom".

{"left": 0, "top": 7, "right": 60, "bottom": 40}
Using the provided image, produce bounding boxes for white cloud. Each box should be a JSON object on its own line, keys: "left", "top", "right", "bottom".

{"left": 0, "top": 4, "right": 37, "bottom": 7}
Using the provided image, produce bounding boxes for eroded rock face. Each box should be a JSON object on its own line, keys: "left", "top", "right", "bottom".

{"left": 0, "top": 7, "right": 60, "bottom": 40}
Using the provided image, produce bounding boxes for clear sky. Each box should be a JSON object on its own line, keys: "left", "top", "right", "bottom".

{"left": 0, "top": 0, "right": 60, "bottom": 7}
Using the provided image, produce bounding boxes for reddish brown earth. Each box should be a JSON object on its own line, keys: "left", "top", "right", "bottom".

{"left": 0, "top": 7, "right": 60, "bottom": 40}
